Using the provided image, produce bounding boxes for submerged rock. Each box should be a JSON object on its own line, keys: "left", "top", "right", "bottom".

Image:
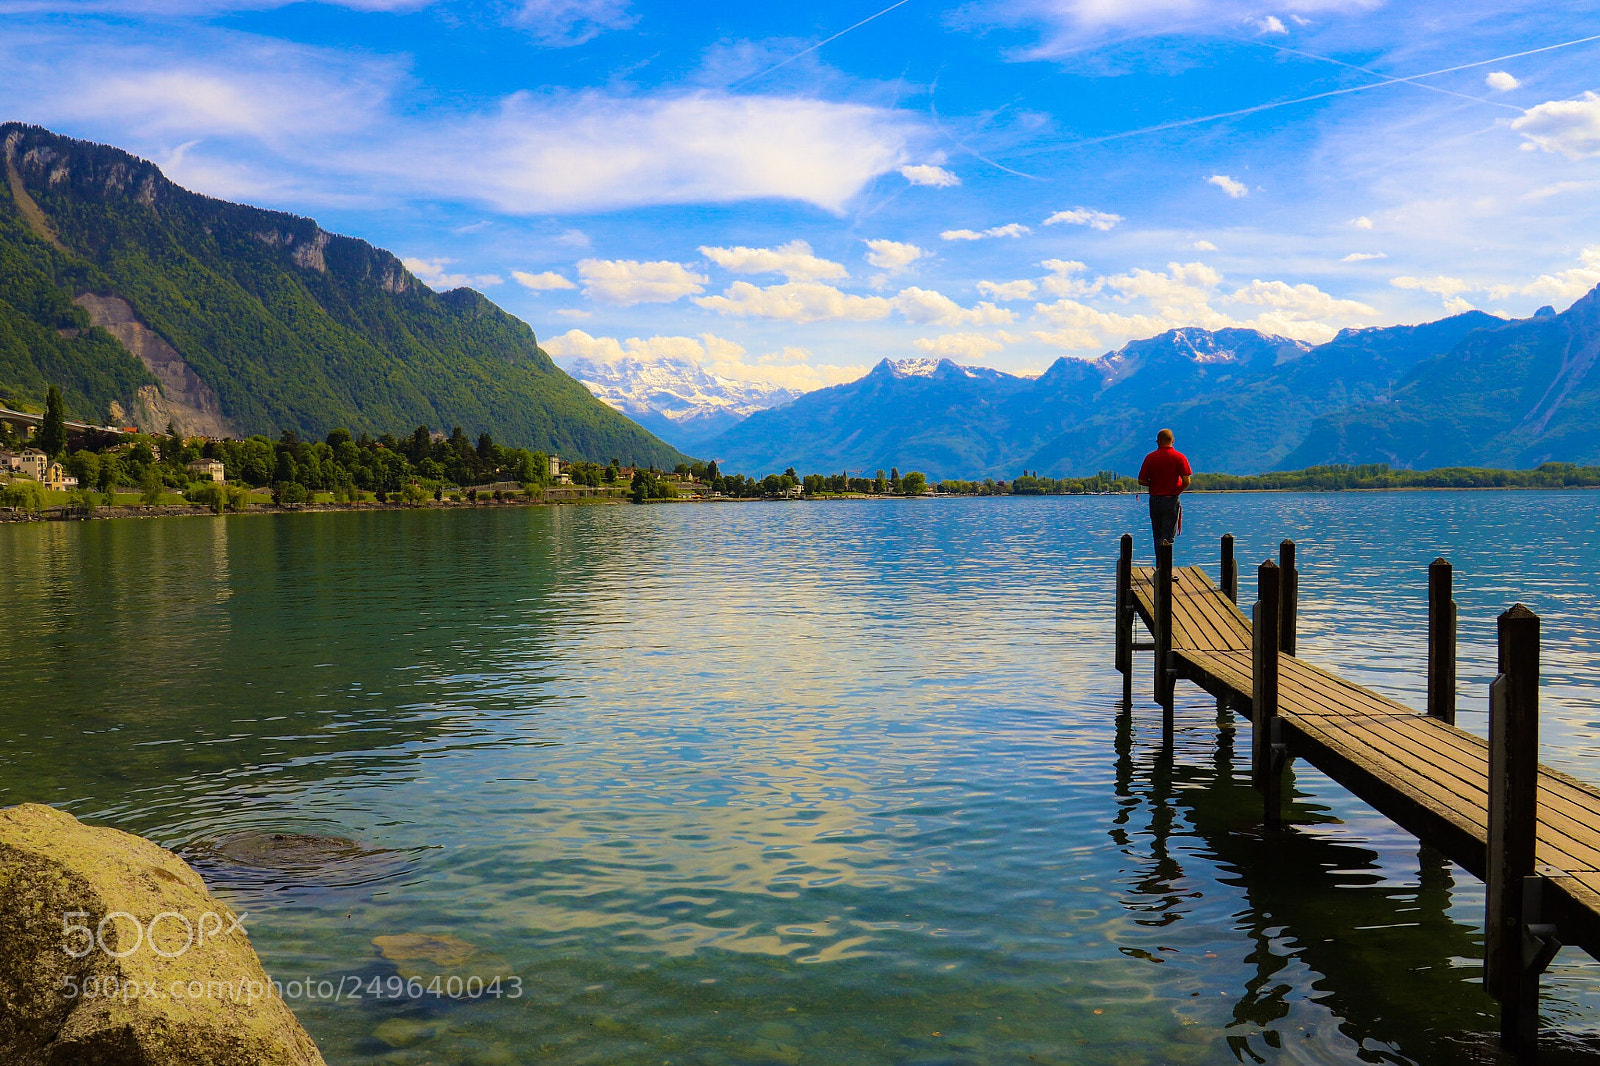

{"left": 182, "top": 829, "right": 413, "bottom": 890}
{"left": 0, "top": 803, "right": 325, "bottom": 1065}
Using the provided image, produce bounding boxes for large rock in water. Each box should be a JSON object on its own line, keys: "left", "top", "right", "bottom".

{"left": 0, "top": 804, "right": 325, "bottom": 1065}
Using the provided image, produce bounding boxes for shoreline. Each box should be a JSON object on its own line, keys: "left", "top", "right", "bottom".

{"left": 4, "top": 481, "right": 1596, "bottom": 525}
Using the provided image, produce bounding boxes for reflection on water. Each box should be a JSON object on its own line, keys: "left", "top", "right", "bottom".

{"left": 2, "top": 492, "right": 1598, "bottom": 1064}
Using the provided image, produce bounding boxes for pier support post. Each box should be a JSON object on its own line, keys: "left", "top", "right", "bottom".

{"left": 1220, "top": 533, "right": 1238, "bottom": 604}
{"left": 1485, "top": 603, "right": 1559, "bottom": 1055}
{"left": 1117, "top": 534, "right": 1133, "bottom": 705}
{"left": 1154, "top": 540, "right": 1175, "bottom": 728}
{"left": 1427, "top": 558, "right": 1457, "bottom": 724}
{"left": 1278, "top": 540, "right": 1298, "bottom": 657}
{"left": 1252, "top": 560, "right": 1284, "bottom": 826}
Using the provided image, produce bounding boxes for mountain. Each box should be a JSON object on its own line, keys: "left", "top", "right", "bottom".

{"left": 1283, "top": 288, "right": 1600, "bottom": 469}
{"left": 703, "top": 308, "right": 1553, "bottom": 479}
{"left": 0, "top": 123, "right": 685, "bottom": 466}
{"left": 557, "top": 355, "right": 803, "bottom": 453}
{"left": 705, "top": 357, "right": 1037, "bottom": 477}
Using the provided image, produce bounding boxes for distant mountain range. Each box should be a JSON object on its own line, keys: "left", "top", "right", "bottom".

{"left": 0, "top": 123, "right": 685, "bottom": 466}
{"left": 698, "top": 296, "right": 1600, "bottom": 479}
{"left": 557, "top": 355, "right": 804, "bottom": 453}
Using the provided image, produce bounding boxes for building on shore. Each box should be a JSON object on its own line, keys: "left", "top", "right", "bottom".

{"left": 187, "top": 459, "right": 225, "bottom": 482}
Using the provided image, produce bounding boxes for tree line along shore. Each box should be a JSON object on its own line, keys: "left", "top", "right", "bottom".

{"left": 2, "top": 388, "right": 1597, "bottom": 520}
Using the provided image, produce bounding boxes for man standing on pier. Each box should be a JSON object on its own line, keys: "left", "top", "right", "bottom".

{"left": 1138, "top": 428, "right": 1191, "bottom": 547}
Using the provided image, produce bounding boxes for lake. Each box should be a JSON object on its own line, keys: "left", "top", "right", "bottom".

{"left": 3, "top": 491, "right": 1599, "bottom": 1064}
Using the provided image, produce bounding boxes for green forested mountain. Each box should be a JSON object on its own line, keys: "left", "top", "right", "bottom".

{"left": 0, "top": 123, "right": 685, "bottom": 466}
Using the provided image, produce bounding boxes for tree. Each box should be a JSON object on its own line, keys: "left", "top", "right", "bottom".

{"left": 705, "top": 459, "right": 719, "bottom": 482}
{"left": 38, "top": 385, "right": 67, "bottom": 457}
{"left": 900, "top": 471, "right": 927, "bottom": 496}
{"left": 139, "top": 465, "right": 165, "bottom": 507}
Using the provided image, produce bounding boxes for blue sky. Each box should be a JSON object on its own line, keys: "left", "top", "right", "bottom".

{"left": 3, "top": 0, "right": 1599, "bottom": 389}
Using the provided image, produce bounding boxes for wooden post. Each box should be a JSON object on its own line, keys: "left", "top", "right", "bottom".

{"left": 1252, "top": 560, "right": 1282, "bottom": 827}
{"left": 1278, "top": 539, "right": 1298, "bottom": 657}
{"left": 1485, "top": 603, "right": 1548, "bottom": 1054}
{"left": 1220, "top": 533, "right": 1238, "bottom": 604}
{"left": 1117, "top": 534, "right": 1133, "bottom": 705}
{"left": 1427, "top": 557, "right": 1457, "bottom": 724}
{"left": 1154, "top": 539, "right": 1174, "bottom": 719}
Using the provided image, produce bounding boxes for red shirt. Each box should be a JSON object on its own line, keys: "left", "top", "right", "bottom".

{"left": 1139, "top": 445, "right": 1191, "bottom": 496}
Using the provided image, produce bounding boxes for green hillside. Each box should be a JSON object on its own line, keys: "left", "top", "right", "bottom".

{"left": 0, "top": 123, "right": 685, "bottom": 466}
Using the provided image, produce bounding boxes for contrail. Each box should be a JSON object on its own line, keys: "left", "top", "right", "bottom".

{"left": 1236, "top": 37, "right": 1526, "bottom": 113}
{"left": 1026, "top": 31, "right": 1600, "bottom": 154}
{"left": 731, "top": 0, "right": 913, "bottom": 89}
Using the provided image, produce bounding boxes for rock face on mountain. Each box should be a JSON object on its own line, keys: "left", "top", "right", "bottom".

{"left": 0, "top": 803, "right": 325, "bottom": 1066}
{"left": 0, "top": 123, "right": 684, "bottom": 466}
{"left": 704, "top": 309, "right": 1521, "bottom": 478}
{"left": 559, "top": 354, "right": 804, "bottom": 453}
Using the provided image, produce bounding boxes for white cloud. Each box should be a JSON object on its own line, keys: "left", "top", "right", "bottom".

{"left": 913, "top": 333, "right": 1006, "bottom": 360}
{"left": 1512, "top": 92, "right": 1600, "bottom": 161}
{"left": 511, "top": 269, "right": 577, "bottom": 291}
{"left": 1207, "top": 174, "right": 1248, "bottom": 198}
{"left": 899, "top": 164, "right": 960, "bottom": 187}
{"left": 1230, "top": 279, "right": 1376, "bottom": 319}
{"left": 698, "top": 240, "right": 848, "bottom": 282}
{"left": 1029, "top": 257, "right": 1376, "bottom": 352}
{"left": 978, "top": 0, "right": 1381, "bottom": 55}
{"left": 941, "top": 223, "right": 1031, "bottom": 241}
{"left": 544, "top": 329, "right": 862, "bottom": 391}
{"left": 578, "top": 258, "right": 708, "bottom": 305}
{"left": 695, "top": 281, "right": 894, "bottom": 324}
{"left": 694, "top": 280, "right": 1012, "bottom": 327}
{"left": 509, "top": 0, "right": 634, "bottom": 46}
{"left": 4, "top": 30, "right": 924, "bottom": 215}
{"left": 1192, "top": 240, "right": 1218, "bottom": 251}
{"left": 402, "top": 257, "right": 503, "bottom": 291}
{"left": 1350, "top": 216, "right": 1374, "bottom": 229}
{"left": 1485, "top": 71, "right": 1521, "bottom": 92}
{"left": 863, "top": 238, "right": 927, "bottom": 274}
{"left": 1252, "top": 15, "right": 1288, "bottom": 34}
{"left": 893, "top": 288, "right": 1014, "bottom": 327}
{"left": 1042, "top": 206, "right": 1122, "bottom": 231}
{"left": 1390, "top": 274, "right": 1472, "bottom": 298}
{"left": 1341, "top": 252, "right": 1386, "bottom": 262}
{"left": 978, "top": 279, "right": 1038, "bottom": 302}
{"left": 1486, "top": 247, "right": 1600, "bottom": 302}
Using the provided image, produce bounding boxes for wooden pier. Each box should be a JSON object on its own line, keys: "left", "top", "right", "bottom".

{"left": 1115, "top": 532, "right": 1600, "bottom": 1056}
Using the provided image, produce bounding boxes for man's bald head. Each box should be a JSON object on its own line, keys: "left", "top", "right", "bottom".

{"left": 1156, "top": 428, "right": 1174, "bottom": 446}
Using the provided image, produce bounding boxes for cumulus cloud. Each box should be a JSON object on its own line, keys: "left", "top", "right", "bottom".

{"left": 578, "top": 258, "right": 708, "bottom": 305}
{"left": 1350, "top": 216, "right": 1374, "bottom": 229}
{"left": 941, "top": 223, "right": 1031, "bottom": 241}
{"left": 402, "top": 257, "right": 503, "bottom": 291}
{"left": 1341, "top": 252, "right": 1386, "bottom": 262}
{"left": 1029, "top": 257, "right": 1376, "bottom": 352}
{"left": 512, "top": 269, "right": 577, "bottom": 291}
{"left": 699, "top": 240, "right": 848, "bottom": 282}
{"left": 913, "top": 332, "right": 1007, "bottom": 360}
{"left": 1042, "top": 206, "right": 1122, "bottom": 231}
{"left": 1193, "top": 240, "right": 1218, "bottom": 251}
{"left": 544, "top": 328, "right": 863, "bottom": 391}
{"left": 863, "top": 238, "right": 927, "bottom": 274}
{"left": 978, "top": 279, "right": 1038, "bottom": 302}
{"left": 1207, "top": 174, "right": 1248, "bottom": 198}
{"left": 1390, "top": 274, "right": 1472, "bottom": 298}
{"left": 1252, "top": 15, "right": 1288, "bottom": 33}
{"left": 1485, "top": 71, "right": 1521, "bottom": 92}
{"left": 695, "top": 281, "right": 893, "bottom": 324}
{"left": 0, "top": 28, "right": 924, "bottom": 214}
{"left": 899, "top": 163, "right": 960, "bottom": 187}
{"left": 1512, "top": 92, "right": 1600, "bottom": 160}
{"left": 1486, "top": 247, "right": 1600, "bottom": 302}
{"left": 694, "top": 280, "right": 1012, "bottom": 327}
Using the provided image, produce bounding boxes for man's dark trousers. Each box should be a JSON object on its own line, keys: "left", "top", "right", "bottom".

{"left": 1149, "top": 494, "right": 1181, "bottom": 544}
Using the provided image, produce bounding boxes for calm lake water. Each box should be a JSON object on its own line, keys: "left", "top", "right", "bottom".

{"left": 3, "top": 492, "right": 1600, "bottom": 1065}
